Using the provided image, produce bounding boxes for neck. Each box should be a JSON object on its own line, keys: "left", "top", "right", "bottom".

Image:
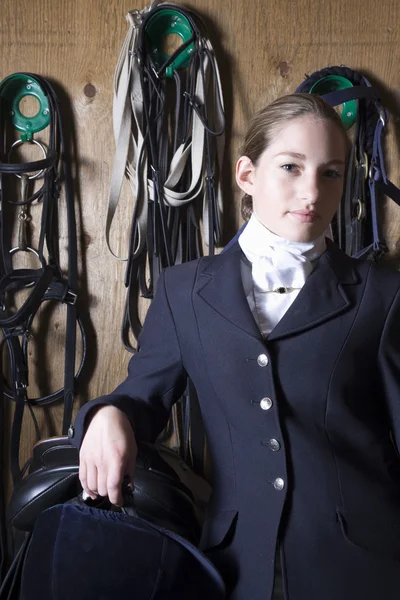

{"left": 239, "top": 214, "right": 326, "bottom": 261}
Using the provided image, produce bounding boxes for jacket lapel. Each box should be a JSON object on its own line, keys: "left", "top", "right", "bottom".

{"left": 197, "top": 240, "right": 360, "bottom": 342}
{"left": 268, "top": 240, "right": 359, "bottom": 340}
{"left": 197, "top": 244, "right": 262, "bottom": 341}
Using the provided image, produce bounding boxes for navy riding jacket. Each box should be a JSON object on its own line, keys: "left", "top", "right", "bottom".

{"left": 72, "top": 239, "right": 400, "bottom": 600}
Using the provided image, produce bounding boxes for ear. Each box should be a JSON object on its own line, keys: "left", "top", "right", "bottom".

{"left": 235, "top": 156, "right": 256, "bottom": 195}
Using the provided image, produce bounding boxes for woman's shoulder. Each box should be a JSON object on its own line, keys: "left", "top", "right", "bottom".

{"left": 327, "top": 240, "right": 400, "bottom": 283}
{"left": 320, "top": 241, "right": 400, "bottom": 312}
{"left": 162, "top": 248, "right": 237, "bottom": 301}
{"left": 349, "top": 251, "right": 400, "bottom": 300}
{"left": 164, "top": 249, "right": 233, "bottom": 280}
{"left": 367, "top": 257, "right": 400, "bottom": 293}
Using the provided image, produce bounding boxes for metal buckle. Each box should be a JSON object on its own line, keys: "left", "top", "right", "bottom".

{"left": 127, "top": 3, "right": 153, "bottom": 28}
{"left": 127, "top": 9, "right": 143, "bottom": 28}
{"left": 14, "top": 379, "right": 27, "bottom": 394}
{"left": 64, "top": 290, "right": 77, "bottom": 305}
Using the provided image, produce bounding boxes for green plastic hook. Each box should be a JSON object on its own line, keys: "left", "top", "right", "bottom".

{"left": 309, "top": 75, "right": 358, "bottom": 129}
{"left": 0, "top": 74, "right": 50, "bottom": 141}
{"left": 144, "top": 8, "right": 195, "bottom": 78}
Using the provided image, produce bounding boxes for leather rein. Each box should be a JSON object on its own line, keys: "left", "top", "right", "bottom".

{"left": 108, "top": 1, "right": 226, "bottom": 351}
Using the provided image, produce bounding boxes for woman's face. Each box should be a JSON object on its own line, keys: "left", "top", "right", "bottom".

{"left": 236, "top": 115, "right": 347, "bottom": 242}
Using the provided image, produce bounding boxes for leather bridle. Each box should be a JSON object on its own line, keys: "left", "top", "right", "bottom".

{"left": 226, "top": 66, "right": 400, "bottom": 262}
{"left": 296, "top": 65, "right": 400, "bottom": 260}
{"left": 0, "top": 73, "right": 86, "bottom": 583}
{"left": 107, "top": 1, "right": 226, "bottom": 351}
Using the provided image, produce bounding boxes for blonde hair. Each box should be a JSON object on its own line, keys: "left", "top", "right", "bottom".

{"left": 239, "top": 93, "right": 349, "bottom": 220}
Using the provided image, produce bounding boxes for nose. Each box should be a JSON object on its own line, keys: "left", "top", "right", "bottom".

{"left": 298, "top": 171, "right": 320, "bottom": 205}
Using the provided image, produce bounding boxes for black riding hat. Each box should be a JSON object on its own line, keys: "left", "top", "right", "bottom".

{"left": 21, "top": 500, "right": 226, "bottom": 600}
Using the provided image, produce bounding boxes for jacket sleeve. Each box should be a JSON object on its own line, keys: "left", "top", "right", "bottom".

{"left": 70, "top": 269, "right": 187, "bottom": 447}
{"left": 377, "top": 285, "right": 400, "bottom": 449}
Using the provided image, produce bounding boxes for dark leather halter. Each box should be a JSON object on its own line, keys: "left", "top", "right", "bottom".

{"left": 226, "top": 67, "right": 400, "bottom": 261}
{"left": 0, "top": 73, "right": 86, "bottom": 583}
{"left": 296, "top": 65, "right": 400, "bottom": 261}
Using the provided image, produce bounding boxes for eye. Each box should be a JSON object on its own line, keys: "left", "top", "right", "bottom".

{"left": 324, "top": 168, "right": 342, "bottom": 179}
{"left": 282, "top": 163, "right": 299, "bottom": 173}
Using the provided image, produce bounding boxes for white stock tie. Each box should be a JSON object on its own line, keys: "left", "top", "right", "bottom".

{"left": 238, "top": 215, "right": 326, "bottom": 336}
{"left": 251, "top": 245, "right": 313, "bottom": 295}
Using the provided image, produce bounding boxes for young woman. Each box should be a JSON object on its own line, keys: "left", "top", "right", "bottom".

{"left": 71, "top": 93, "right": 400, "bottom": 599}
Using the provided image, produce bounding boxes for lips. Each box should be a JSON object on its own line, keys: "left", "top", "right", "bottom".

{"left": 290, "top": 211, "right": 319, "bottom": 223}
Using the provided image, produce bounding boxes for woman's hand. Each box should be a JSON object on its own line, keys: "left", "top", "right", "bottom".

{"left": 79, "top": 405, "right": 137, "bottom": 506}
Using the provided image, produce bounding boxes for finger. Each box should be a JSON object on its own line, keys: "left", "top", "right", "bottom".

{"left": 79, "top": 459, "right": 88, "bottom": 493}
{"left": 97, "top": 467, "right": 108, "bottom": 498}
{"left": 125, "top": 457, "right": 136, "bottom": 490}
{"left": 86, "top": 464, "right": 99, "bottom": 500}
{"left": 106, "top": 458, "right": 126, "bottom": 506}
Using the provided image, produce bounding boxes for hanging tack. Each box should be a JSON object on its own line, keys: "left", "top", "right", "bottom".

{"left": 18, "top": 211, "right": 29, "bottom": 251}
{"left": 18, "top": 174, "right": 30, "bottom": 251}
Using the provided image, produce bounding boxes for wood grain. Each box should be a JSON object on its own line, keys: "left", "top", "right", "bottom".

{"left": 0, "top": 0, "right": 399, "bottom": 481}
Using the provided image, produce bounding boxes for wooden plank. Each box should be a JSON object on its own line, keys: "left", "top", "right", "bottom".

{"left": 0, "top": 0, "right": 399, "bottom": 477}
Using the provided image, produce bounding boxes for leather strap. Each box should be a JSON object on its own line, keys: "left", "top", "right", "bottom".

{"left": 0, "top": 73, "right": 86, "bottom": 584}
{"left": 296, "top": 65, "right": 394, "bottom": 260}
{"left": 107, "top": 2, "right": 224, "bottom": 479}
{"left": 107, "top": 1, "right": 225, "bottom": 352}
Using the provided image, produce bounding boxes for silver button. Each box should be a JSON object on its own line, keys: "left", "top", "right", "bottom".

{"left": 68, "top": 426, "right": 74, "bottom": 438}
{"left": 269, "top": 439, "right": 281, "bottom": 452}
{"left": 260, "top": 397, "right": 272, "bottom": 410}
{"left": 257, "top": 354, "right": 269, "bottom": 367}
{"left": 273, "top": 477, "right": 285, "bottom": 491}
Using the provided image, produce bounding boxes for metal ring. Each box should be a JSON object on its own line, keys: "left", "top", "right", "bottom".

{"left": 369, "top": 162, "right": 374, "bottom": 181}
{"left": 379, "top": 107, "right": 386, "bottom": 127}
{"left": 356, "top": 199, "right": 364, "bottom": 221}
{"left": 8, "top": 139, "right": 47, "bottom": 180}
{"left": 9, "top": 246, "right": 45, "bottom": 287}
{"left": 361, "top": 151, "right": 368, "bottom": 180}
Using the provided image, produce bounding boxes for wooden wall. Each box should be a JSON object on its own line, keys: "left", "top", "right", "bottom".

{"left": 1, "top": 0, "right": 400, "bottom": 470}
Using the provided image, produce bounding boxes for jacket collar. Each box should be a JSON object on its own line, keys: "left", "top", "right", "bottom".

{"left": 197, "top": 239, "right": 360, "bottom": 342}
